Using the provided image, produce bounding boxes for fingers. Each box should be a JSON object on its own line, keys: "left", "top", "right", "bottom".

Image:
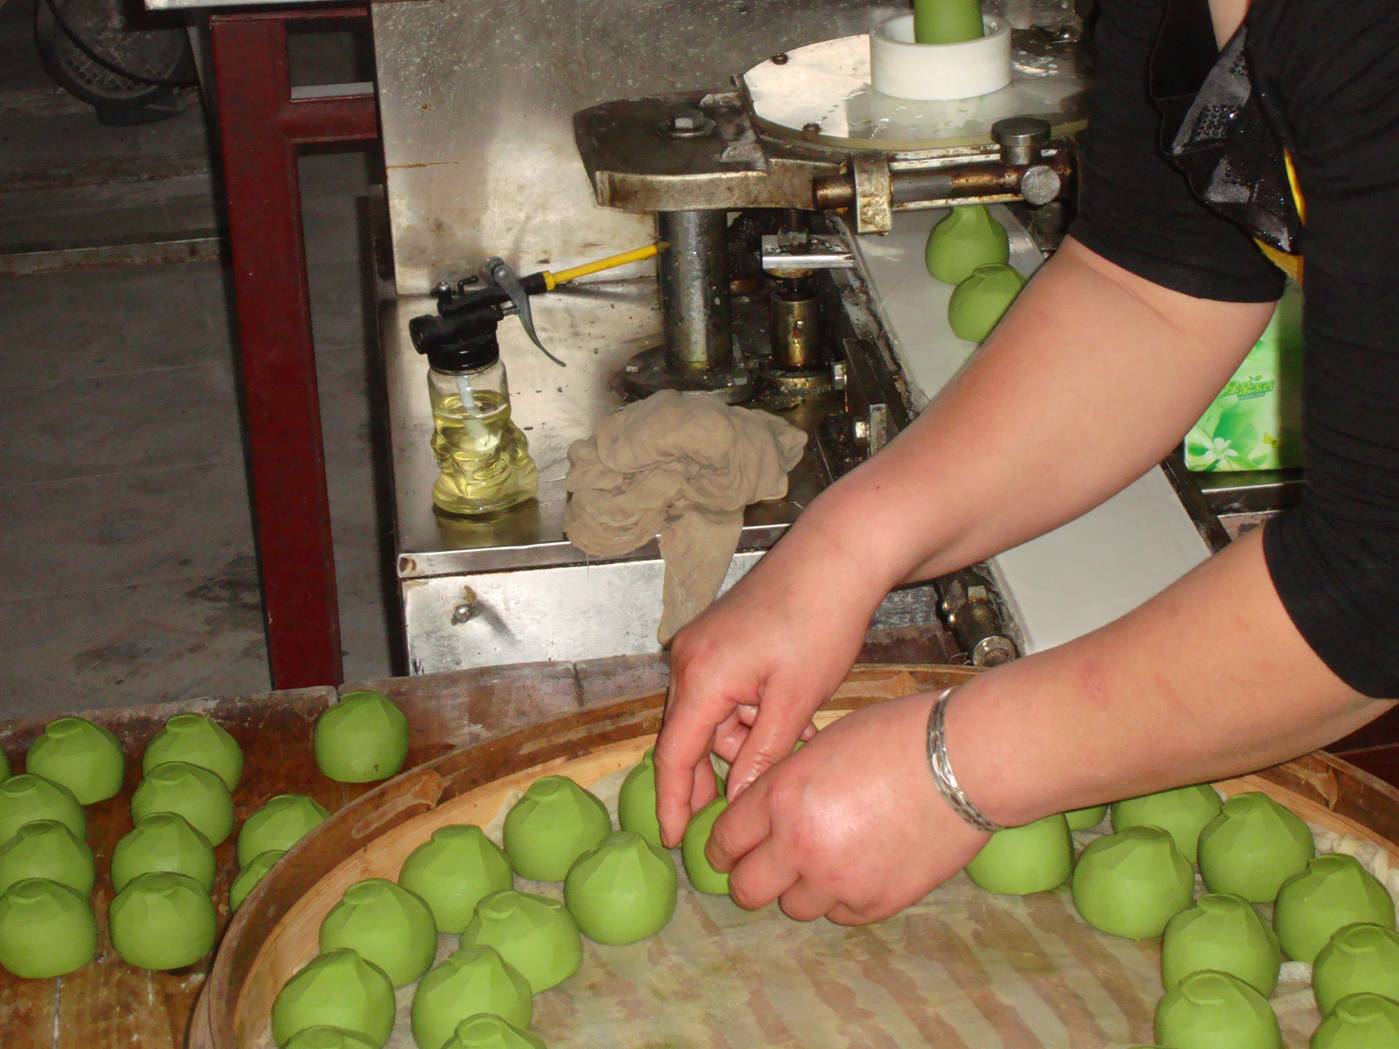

{"left": 656, "top": 659, "right": 739, "bottom": 846}
{"left": 711, "top": 709, "right": 749, "bottom": 764}
{"left": 799, "top": 721, "right": 818, "bottom": 742}
{"left": 725, "top": 686, "right": 809, "bottom": 801}
{"left": 705, "top": 775, "right": 773, "bottom": 873}
{"left": 779, "top": 879, "right": 836, "bottom": 923}
{"left": 726, "top": 838, "right": 798, "bottom": 911}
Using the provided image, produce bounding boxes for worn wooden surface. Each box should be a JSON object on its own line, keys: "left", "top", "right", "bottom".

{"left": 0, "top": 653, "right": 679, "bottom": 1049}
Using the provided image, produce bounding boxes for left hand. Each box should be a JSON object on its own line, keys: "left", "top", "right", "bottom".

{"left": 705, "top": 692, "right": 990, "bottom": 925}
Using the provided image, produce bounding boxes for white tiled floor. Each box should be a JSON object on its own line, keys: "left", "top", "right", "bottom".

{"left": 0, "top": 7, "right": 396, "bottom": 717}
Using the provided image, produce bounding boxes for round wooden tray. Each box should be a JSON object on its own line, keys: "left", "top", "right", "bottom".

{"left": 190, "top": 665, "right": 1399, "bottom": 1049}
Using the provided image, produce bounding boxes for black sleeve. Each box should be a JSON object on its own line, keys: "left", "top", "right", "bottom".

{"left": 1070, "top": 0, "right": 1285, "bottom": 301}
{"left": 1250, "top": 0, "right": 1399, "bottom": 697}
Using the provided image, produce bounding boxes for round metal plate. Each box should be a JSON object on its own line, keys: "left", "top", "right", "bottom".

{"left": 743, "top": 31, "right": 1089, "bottom": 151}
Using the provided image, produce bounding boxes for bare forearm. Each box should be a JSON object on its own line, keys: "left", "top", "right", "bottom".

{"left": 948, "top": 527, "right": 1396, "bottom": 826}
{"left": 792, "top": 238, "right": 1275, "bottom": 591}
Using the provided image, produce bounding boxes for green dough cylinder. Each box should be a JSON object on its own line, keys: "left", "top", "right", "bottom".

{"left": 445, "top": 1015, "right": 546, "bottom": 1049}
{"left": 1198, "top": 791, "right": 1314, "bottom": 902}
{"left": 565, "top": 830, "right": 678, "bottom": 944}
{"left": 1154, "top": 970, "right": 1282, "bottom": 1049}
{"left": 0, "top": 774, "right": 85, "bottom": 844}
{"left": 271, "top": 948, "right": 396, "bottom": 1049}
{"left": 25, "top": 717, "right": 125, "bottom": 805}
{"left": 285, "top": 1028, "right": 379, "bottom": 1049}
{"left": 410, "top": 946, "right": 533, "bottom": 1049}
{"left": 502, "top": 776, "right": 610, "bottom": 881}
{"left": 111, "top": 812, "right": 216, "bottom": 892}
{"left": 314, "top": 691, "right": 410, "bottom": 784}
{"left": 399, "top": 825, "right": 513, "bottom": 934}
{"left": 238, "top": 793, "right": 330, "bottom": 868}
{"left": 682, "top": 797, "right": 729, "bottom": 895}
{"left": 947, "top": 263, "right": 1026, "bottom": 343}
{"left": 1313, "top": 923, "right": 1399, "bottom": 1016}
{"left": 1111, "top": 783, "right": 1223, "bottom": 866}
{"left": 965, "top": 814, "right": 1073, "bottom": 895}
{"left": 458, "top": 889, "right": 582, "bottom": 994}
{"left": 926, "top": 205, "right": 1009, "bottom": 285}
{"left": 131, "top": 761, "right": 234, "bottom": 846}
{"left": 1311, "top": 993, "right": 1399, "bottom": 1049}
{"left": 109, "top": 871, "right": 217, "bottom": 971}
{"left": 230, "top": 849, "right": 285, "bottom": 913}
{"left": 1071, "top": 826, "right": 1194, "bottom": 939}
{"left": 1161, "top": 893, "right": 1281, "bottom": 996}
{"left": 0, "top": 878, "right": 96, "bottom": 978}
{"left": 1274, "top": 854, "right": 1396, "bottom": 963}
{"left": 318, "top": 877, "right": 437, "bottom": 987}
{"left": 1065, "top": 805, "right": 1109, "bottom": 831}
{"left": 912, "top": 0, "right": 984, "bottom": 44}
{"left": 142, "top": 713, "right": 243, "bottom": 791}
{"left": 0, "top": 819, "right": 95, "bottom": 896}
{"left": 619, "top": 748, "right": 720, "bottom": 850}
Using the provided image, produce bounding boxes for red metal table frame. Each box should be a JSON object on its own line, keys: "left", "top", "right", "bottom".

{"left": 208, "top": 6, "right": 379, "bottom": 689}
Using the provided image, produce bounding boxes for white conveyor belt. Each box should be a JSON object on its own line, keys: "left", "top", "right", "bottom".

{"left": 853, "top": 208, "right": 1210, "bottom": 652}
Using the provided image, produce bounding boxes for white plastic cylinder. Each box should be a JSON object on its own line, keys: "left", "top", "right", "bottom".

{"left": 869, "top": 14, "right": 1012, "bottom": 101}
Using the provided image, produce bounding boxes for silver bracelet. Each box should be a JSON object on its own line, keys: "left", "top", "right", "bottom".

{"left": 926, "top": 686, "right": 1004, "bottom": 834}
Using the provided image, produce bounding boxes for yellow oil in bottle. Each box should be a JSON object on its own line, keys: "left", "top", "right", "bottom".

{"left": 428, "top": 388, "right": 538, "bottom": 516}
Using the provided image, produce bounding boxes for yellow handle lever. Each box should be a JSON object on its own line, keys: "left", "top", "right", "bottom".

{"left": 544, "top": 242, "right": 665, "bottom": 290}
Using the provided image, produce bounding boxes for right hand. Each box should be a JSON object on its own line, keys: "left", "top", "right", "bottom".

{"left": 654, "top": 527, "right": 887, "bottom": 847}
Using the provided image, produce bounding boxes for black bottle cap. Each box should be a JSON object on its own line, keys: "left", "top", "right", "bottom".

{"left": 409, "top": 309, "right": 501, "bottom": 371}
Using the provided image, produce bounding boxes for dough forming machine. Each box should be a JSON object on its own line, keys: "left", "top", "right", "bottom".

{"left": 371, "top": 0, "right": 1297, "bottom": 674}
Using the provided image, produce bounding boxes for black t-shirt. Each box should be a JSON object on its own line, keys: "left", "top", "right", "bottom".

{"left": 1071, "top": 0, "right": 1399, "bottom": 696}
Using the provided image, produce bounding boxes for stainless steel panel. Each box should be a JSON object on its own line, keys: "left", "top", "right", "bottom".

{"left": 371, "top": 0, "right": 901, "bottom": 293}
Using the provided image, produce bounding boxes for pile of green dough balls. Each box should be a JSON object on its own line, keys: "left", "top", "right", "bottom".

{"left": 271, "top": 750, "right": 735, "bottom": 1049}
{"left": 924, "top": 205, "right": 1027, "bottom": 343}
{"left": 967, "top": 786, "right": 1398, "bottom": 1048}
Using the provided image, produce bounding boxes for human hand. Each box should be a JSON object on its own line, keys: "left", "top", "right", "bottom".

{"left": 705, "top": 692, "right": 990, "bottom": 924}
{"left": 654, "top": 530, "right": 887, "bottom": 848}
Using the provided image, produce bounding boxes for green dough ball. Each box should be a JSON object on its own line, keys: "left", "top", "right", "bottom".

{"left": 410, "top": 946, "right": 533, "bottom": 1049}
{"left": 565, "top": 830, "right": 677, "bottom": 944}
{"left": 238, "top": 793, "right": 330, "bottom": 868}
{"left": 458, "top": 889, "right": 582, "bottom": 994}
{"left": 284, "top": 1027, "right": 379, "bottom": 1049}
{"left": 617, "top": 750, "right": 724, "bottom": 850}
{"left": 230, "top": 849, "right": 285, "bottom": 913}
{"left": 1064, "top": 805, "right": 1109, "bottom": 831}
{"left": 0, "top": 819, "right": 95, "bottom": 896}
{"left": 1154, "top": 970, "right": 1282, "bottom": 1049}
{"left": 965, "top": 814, "right": 1073, "bottom": 896}
{"left": 912, "top": 0, "right": 984, "bottom": 44}
{"left": 1314, "top": 923, "right": 1399, "bottom": 1016}
{"left": 111, "top": 812, "right": 216, "bottom": 893}
{"left": 1198, "top": 792, "right": 1314, "bottom": 903}
{"left": 925, "top": 205, "right": 1009, "bottom": 285}
{"left": 271, "top": 948, "right": 396, "bottom": 1049}
{"left": 314, "top": 692, "right": 409, "bottom": 784}
{"left": 681, "top": 797, "right": 729, "bottom": 895}
{"left": 1274, "top": 854, "right": 1396, "bottom": 964}
{"left": 947, "top": 263, "right": 1026, "bottom": 343}
{"left": 0, "top": 774, "right": 85, "bottom": 844}
{"left": 142, "top": 713, "right": 243, "bottom": 791}
{"left": 1161, "top": 893, "right": 1281, "bottom": 997}
{"left": 1111, "top": 784, "right": 1222, "bottom": 865}
{"left": 25, "top": 717, "right": 125, "bottom": 805}
{"left": 399, "top": 825, "right": 513, "bottom": 934}
{"left": 444, "top": 1015, "right": 546, "bottom": 1049}
{"left": 1312, "top": 993, "right": 1399, "bottom": 1049}
{"left": 319, "top": 877, "right": 437, "bottom": 987}
{"left": 502, "top": 776, "right": 610, "bottom": 881}
{"left": 109, "top": 871, "right": 217, "bottom": 970}
{"left": 1071, "top": 827, "right": 1194, "bottom": 939}
{"left": 0, "top": 878, "right": 96, "bottom": 978}
{"left": 131, "top": 761, "right": 233, "bottom": 846}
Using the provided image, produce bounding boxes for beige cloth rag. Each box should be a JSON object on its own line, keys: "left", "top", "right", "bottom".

{"left": 564, "top": 389, "right": 807, "bottom": 643}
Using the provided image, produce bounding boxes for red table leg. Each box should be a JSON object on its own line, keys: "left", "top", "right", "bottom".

{"left": 209, "top": 9, "right": 379, "bottom": 688}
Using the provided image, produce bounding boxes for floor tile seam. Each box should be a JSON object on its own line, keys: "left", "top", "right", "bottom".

{"left": 0, "top": 454, "right": 247, "bottom": 493}
{"left": 0, "top": 358, "right": 236, "bottom": 393}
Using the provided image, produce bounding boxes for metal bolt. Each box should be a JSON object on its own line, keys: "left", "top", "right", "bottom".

{"left": 432, "top": 281, "right": 452, "bottom": 297}
{"left": 661, "top": 109, "right": 714, "bottom": 139}
{"left": 1019, "top": 164, "right": 1062, "bottom": 206}
{"left": 830, "top": 361, "right": 848, "bottom": 390}
{"left": 771, "top": 52, "right": 789, "bottom": 64}
{"left": 451, "top": 586, "right": 477, "bottom": 625}
{"left": 802, "top": 121, "right": 822, "bottom": 134}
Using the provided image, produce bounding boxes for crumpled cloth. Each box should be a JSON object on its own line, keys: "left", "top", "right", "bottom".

{"left": 564, "top": 390, "right": 807, "bottom": 643}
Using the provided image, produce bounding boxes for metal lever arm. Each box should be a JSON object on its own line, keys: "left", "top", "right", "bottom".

{"left": 482, "top": 256, "right": 567, "bottom": 367}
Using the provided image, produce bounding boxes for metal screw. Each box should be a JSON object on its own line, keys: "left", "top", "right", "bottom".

{"left": 771, "top": 52, "right": 789, "bottom": 64}
{"left": 661, "top": 109, "right": 715, "bottom": 139}
{"left": 1019, "top": 165, "right": 1062, "bottom": 206}
{"left": 802, "top": 121, "right": 822, "bottom": 134}
{"left": 451, "top": 586, "right": 477, "bottom": 625}
{"left": 432, "top": 281, "right": 452, "bottom": 298}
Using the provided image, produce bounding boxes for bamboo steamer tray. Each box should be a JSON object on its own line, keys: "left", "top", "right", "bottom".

{"left": 190, "top": 665, "right": 1399, "bottom": 1049}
